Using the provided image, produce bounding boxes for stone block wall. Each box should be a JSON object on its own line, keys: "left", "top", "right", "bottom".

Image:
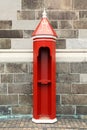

{"left": 0, "top": 0, "right": 87, "bottom": 117}
{"left": 0, "top": 0, "right": 87, "bottom": 49}
{"left": 0, "top": 61, "right": 87, "bottom": 116}
{"left": 56, "top": 62, "right": 87, "bottom": 116}
{"left": 0, "top": 62, "right": 33, "bottom": 115}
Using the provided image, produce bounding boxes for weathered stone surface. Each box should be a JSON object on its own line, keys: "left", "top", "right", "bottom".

{"left": 70, "top": 62, "right": 87, "bottom": 73}
{"left": 35, "top": 11, "right": 42, "bottom": 20}
{"left": 72, "top": 84, "right": 87, "bottom": 94}
{"left": 1, "top": 74, "right": 13, "bottom": 83}
{"left": 56, "top": 95, "right": 60, "bottom": 105}
{"left": 57, "top": 74, "right": 80, "bottom": 83}
{"left": 0, "top": 95, "right": 18, "bottom": 105}
{"left": 22, "top": 0, "right": 44, "bottom": 10}
{"left": 36, "top": 11, "right": 79, "bottom": 20}
{"left": 50, "top": 21, "right": 58, "bottom": 29}
{"left": 0, "top": 64, "right": 4, "bottom": 73}
{"left": 0, "top": 106, "right": 11, "bottom": 115}
{"left": 23, "top": 30, "right": 33, "bottom": 38}
{"left": 56, "top": 83, "right": 71, "bottom": 94}
{"left": 70, "top": 63, "right": 81, "bottom": 73}
{"left": 5, "top": 63, "right": 28, "bottom": 73}
{"left": 28, "top": 62, "right": 33, "bottom": 74}
{"left": 56, "top": 105, "right": 75, "bottom": 114}
{"left": 12, "top": 105, "right": 32, "bottom": 114}
{"left": 59, "top": 21, "right": 72, "bottom": 29}
{"left": 17, "top": 11, "right": 35, "bottom": 20}
{"left": 14, "top": 74, "right": 32, "bottom": 83}
{"left": 62, "top": 95, "right": 87, "bottom": 105}
{"left": 73, "top": 21, "right": 87, "bottom": 29}
{"left": 19, "top": 95, "right": 32, "bottom": 105}
{"left": 0, "top": 30, "right": 23, "bottom": 38}
{"left": 56, "top": 39, "right": 66, "bottom": 49}
{"left": 77, "top": 106, "right": 87, "bottom": 115}
{"left": 8, "top": 83, "right": 32, "bottom": 94}
{"left": 79, "top": 30, "right": 87, "bottom": 38}
{"left": 0, "top": 21, "right": 12, "bottom": 29}
{"left": 0, "top": 0, "right": 20, "bottom": 20}
{"left": 79, "top": 11, "right": 87, "bottom": 20}
{"left": 12, "top": 20, "right": 39, "bottom": 30}
{"left": 80, "top": 74, "right": 87, "bottom": 83}
{"left": 0, "top": 39, "right": 11, "bottom": 49}
{"left": 48, "top": 11, "right": 79, "bottom": 20}
{"left": 73, "top": 0, "right": 87, "bottom": 10}
{"left": 66, "top": 39, "right": 87, "bottom": 49}
{"left": 0, "top": 84, "right": 7, "bottom": 94}
{"left": 44, "top": 0, "right": 72, "bottom": 10}
{"left": 11, "top": 39, "right": 33, "bottom": 49}
{"left": 56, "top": 62, "right": 70, "bottom": 74}
{"left": 56, "top": 30, "right": 78, "bottom": 38}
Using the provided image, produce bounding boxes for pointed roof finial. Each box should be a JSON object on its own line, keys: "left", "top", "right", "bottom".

{"left": 42, "top": 8, "right": 47, "bottom": 18}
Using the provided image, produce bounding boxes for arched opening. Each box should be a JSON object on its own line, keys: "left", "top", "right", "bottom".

{"left": 37, "top": 47, "right": 52, "bottom": 118}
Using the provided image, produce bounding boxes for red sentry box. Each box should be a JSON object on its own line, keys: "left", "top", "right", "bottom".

{"left": 32, "top": 11, "right": 57, "bottom": 123}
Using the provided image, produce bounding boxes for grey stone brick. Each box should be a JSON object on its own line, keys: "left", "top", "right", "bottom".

{"left": 73, "top": 0, "right": 87, "bottom": 10}
{"left": 11, "top": 39, "right": 33, "bottom": 49}
{"left": 79, "top": 11, "right": 87, "bottom": 20}
{"left": 35, "top": 10, "right": 42, "bottom": 20}
{"left": 0, "top": 106, "right": 11, "bottom": 115}
{"left": 23, "top": 30, "right": 33, "bottom": 38}
{"left": 59, "top": 21, "right": 73, "bottom": 29}
{"left": 48, "top": 11, "right": 79, "bottom": 20}
{"left": 72, "top": 84, "right": 87, "bottom": 94}
{"left": 12, "top": 20, "right": 39, "bottom": 30}
{"left": 36, "top": 11, "right": 79, "bottom": 20}
{"left": 44, "top": 0, "right": 72, "bottom": 10}
{"left": 8, "top": 83, "right": 32, "bottom": 94}
{"left": 0, "top": 95, "right": 18, "bottom": 105}
{"left": 56, "top": 62, "right": 70, "bottom": 74}
{"left": 0, "top": 21, "right": 12, "bottom": 29}
{"left": 70, "top": 62, "right": 87, "bottom": 73}
{"left": 0, "top": 39, "right": 11, "bottom": 49}
{"left": 57, "top": 74, "right": 80, "bottom": 83}
{"left": 0, "top": 84, "right": 7, "bottom": 94}
{"left": 5, "top": 63, "right": 28, "bottom": 73}
{"left": 77, "top": 106, "right": 87, "bottom": 115}
{"left": 1, "top": 74, "right": 13, "bottom": 83}
{"left": 70, "top": 63, "right": 81, "bottom": 73}
{"left": 14, "top": 74, "right": 32, "bottom": 83}
{"left": 56, "top": 105, "right": 75, "bottom": 114}
{"left": 0, "top": 0, "right": 20, "bottom": 20}
{"left": 79, "top": 30, "right": 87, "bottom": 38}
{"left": 0, "top": 64, "right": 4, "bottom": 73}
{"left": 56, "top": 95, "right": 60, "bottom": 105}
{"left": 50, "top": 21, "right": 58, "bottom": 29}
{"left": 56, "top": 30, "right": 78, "bottom": 38}
{"left": 12, "top": 105, "right": 32, "bottom": 114}
{"left": 66, "top": 39, "right": 87, "bottom": 49}
{"left": 19, "top": 95, "right": 32, "bottom": 105}
{"left": 0, "top": 30, "right": 23, "bottom": 38}
{"left": 80, "top": 74, "right": 87, "bottom": 83}
{"left": 28, "top": 62, "right": 33, "bottom": 74}
{"left": 62, "top": 95, "right": 87, "bottom": 105}
{"left": 22, "top": 0, "right": 44, "bottom": 10}
{"left": 73, "top": 21, "right": 87, "bottom": 29}
{"left": 56, "top": 83, "right": 71, "bottom": 94}
{"left": 56, "top": 39, "right": 66, "bottom": 49}
{"left": 17, "top": 11, "right": 35, "bottom": 20}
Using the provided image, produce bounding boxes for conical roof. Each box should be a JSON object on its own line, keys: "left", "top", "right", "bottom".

{"left": 32, "top": 9, "right": 57, "bottom": 39}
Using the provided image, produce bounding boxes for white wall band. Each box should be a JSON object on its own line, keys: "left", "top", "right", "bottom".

{"left": 0, "top": 49, "right": 87, "bottom": 62}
